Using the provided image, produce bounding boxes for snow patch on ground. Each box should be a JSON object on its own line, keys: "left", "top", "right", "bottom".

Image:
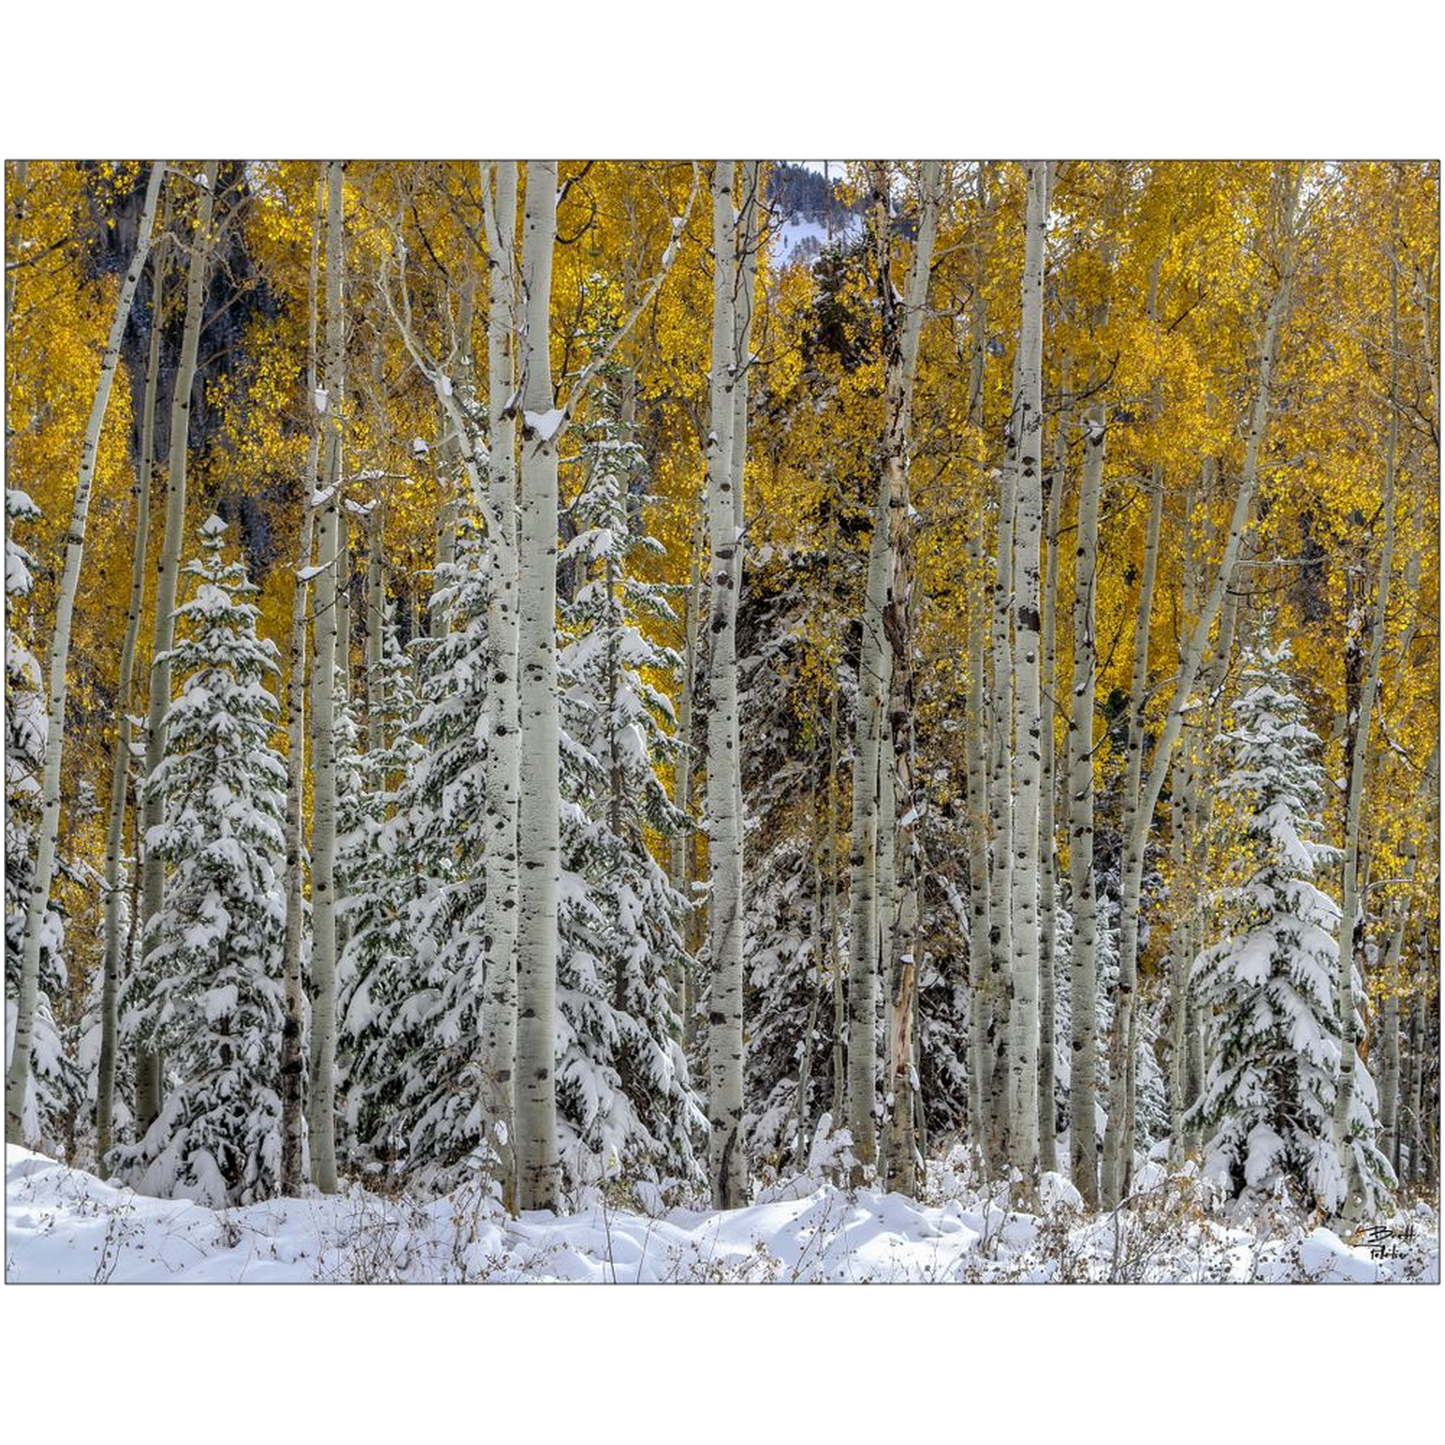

{"left": 6, "top": 1147, "right": 1436, "bottom": 1283}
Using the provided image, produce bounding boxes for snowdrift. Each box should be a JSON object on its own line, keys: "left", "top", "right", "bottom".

{"left": 6, "top": 1146, "right": 1436, "bottom": 1283}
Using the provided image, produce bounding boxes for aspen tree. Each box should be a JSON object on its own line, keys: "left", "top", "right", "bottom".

{"left": 879, "top": 160, "right": 941, "bottom": 1193}
{"left": 669, "top": 511, "right": 704, "bottom": 1041}
{"left": 514, "top": 160, "right": 563, "bottom": 1212}
{"left": 987, "top": 246, "right": 1019, "bottom": 1163}
{"left": 705, "top": 160, "right": 747, "bottom": 1208}
{"left": 386, "top": 162, "right": 694, "bottom": 1209}
{"left": 1006, "top": 161, "right": 1049, "bottom": 1181}
{"left": 1067, "top": 403, "right": 1104, "bottom": 1207}
{"left": 964, "top": 522, "right": 992, "bottom": 1156}
{"left": 97, "top": 197, "right": 169, "bottom": 1171}
{"left": 1037, "top": 399, "right": 1067, "bottom": 1177}
{"left": 307, "top": 160, "right": 346, "bottom": 1193}
{"left": 479, "top": 160, "right": 520, "bottom": 1200}
{"left": 11, "top": 161, "right": 171, "bottom": 1138}
{"left": 7, "top": 161, "right": 165, "bottom": 1146}
{"left": 280, "top": 177, "right": 324, "bottom": 1195}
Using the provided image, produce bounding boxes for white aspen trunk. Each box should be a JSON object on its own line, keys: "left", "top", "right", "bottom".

{"left": 307, "top": 160, "right": 346, "bottom": 1194}
{"left": 669, "top": 510, "right": 704, "bottom": 1041}
{"left": 1331, "top": 226, "right": 1402, "bottom": 1185}
{"left": 964, "top": 522, "right": 993, "bottom": 1157}
{"left": 728, "top": 164, "right": 761, "bottom": 843}
{"left": 281, "top": 177, "right": 324, "bottom": 1196}
{"left": 879, "top": 160, "right": 941, "bottom": 1194}
{"left": 1067, "top": 403, "right": 1104, "bottom": 1207}
{"left": 1037, "top": 399, "right": 1066, "bottom": 1177}
{"left": 136, "top": 163, "right": 217, "bottom": 1140}
{"left": 7, "top": 161, "right": 164, "bottom": 1144}
{"left": 1103, "top": 172, "right": 1300, "bottom": 1206}
{"left": 1006, "top": 161, "right": 1049, "bottom": 1183}
{"left": 705, "top": 161, "right": 747, "bottom": 1208}
{"left": 987, "top": 418, "right": 1018, "bottom": 1165}
{"left": 846, "top": 526, "right": 886, "bottom": 1177}
{"left": 96, "top": 203, "right": 168, "bottom": 1171}
{"left": 514, "top": 160, "right": 561, "bottom": 1213}
{"left": 479, "top": 160, "right": 521, "bottom": 1202}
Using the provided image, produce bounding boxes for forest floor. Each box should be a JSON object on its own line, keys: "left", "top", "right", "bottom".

{"left": 6, "top": 1144, "right": 1437, "bottom": 1283}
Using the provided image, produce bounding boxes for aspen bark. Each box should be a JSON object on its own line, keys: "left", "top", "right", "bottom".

{"left": 879, "top": 160, "right": 941, "bottom": 1194}
{"left": 1102, "top": 169, "right": 1300, "bottom": 1206}
{"left": 96, "top": 199, "right": 168, "bottom": 1171}
{"left": 1006, "top": 161, "right": 1049, "bottom": 1182}
{"left": 1037, "top": 400, "right": 1066, "bottom": 1177}
{"left": 705, "top": 161, "right": 747, "bottom": 1208}
{"left": 846, "top": 557, "right": 885, "bottom": 1179}
{"left": 307, "top": 161, "right": 346, "bottom": 1193}
{"left": 1067, "top": 403, "right": 1104, "bottom": 1207}
{"left": 479, "top": 160, "right": 521, "bottom": 1200}
{"left": 280, "top": 177, "right": 324, "bottom": 1196}
{"left": 669, "top": 510, "right": 704, "bottom": 1042}
{"left": 987, "top": 400, "right": 1018, "bottom": 1162}
{"left": 515, "top": 160, "right": 562, "bottom": 1213}
{"left": 964, "top": 521, "right": 993, "bottom": 1157}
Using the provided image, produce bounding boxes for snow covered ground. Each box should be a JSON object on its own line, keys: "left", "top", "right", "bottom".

{"left": 6, "top": 1145, "right": 1436, "bottom": 1283}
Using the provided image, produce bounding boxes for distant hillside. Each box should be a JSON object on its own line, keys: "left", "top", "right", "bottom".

{"left": 768, "top": 161, "right": 865, "bottom": 265}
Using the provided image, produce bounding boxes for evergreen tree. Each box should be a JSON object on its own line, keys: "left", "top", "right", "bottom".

{"left": 5, "top": 488, "right": 80, "bottom": 1151}
{"left": 115, "top": 517, "right": 287, "bottom": 1205}
{"left": 1189, "top": 640, "right": 1393, "bottom": 1213}
{"left": 380, "top": 529, "right": 492, "bottom": 1183}
{"left": 742, "top": 835, "right": 834, "bottom": 1168}
{"left": 337, "top": 600, "right": 425, "bottom": 1169}
{"left": 554, "top": 367, "right": 704, "bottom": 1187}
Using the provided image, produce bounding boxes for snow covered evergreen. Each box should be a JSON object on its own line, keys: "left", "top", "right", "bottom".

{"left": 336, "top": 601, "right": 425, "bottom": 1169}
{"left": 114, "top": 517, "right": 287, "bottom": 1206}
{"left": 554, "top": 360, "right": 704, "bottom": 1187}
{"left": 5, "top": 488, "right": 80, "bottom": 1152}
{"left": 377, "top": 527, "right": 493, "bottom": 1182}
{"left": 1189, "top": 640, "right": 1393, "bottom": 1214}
